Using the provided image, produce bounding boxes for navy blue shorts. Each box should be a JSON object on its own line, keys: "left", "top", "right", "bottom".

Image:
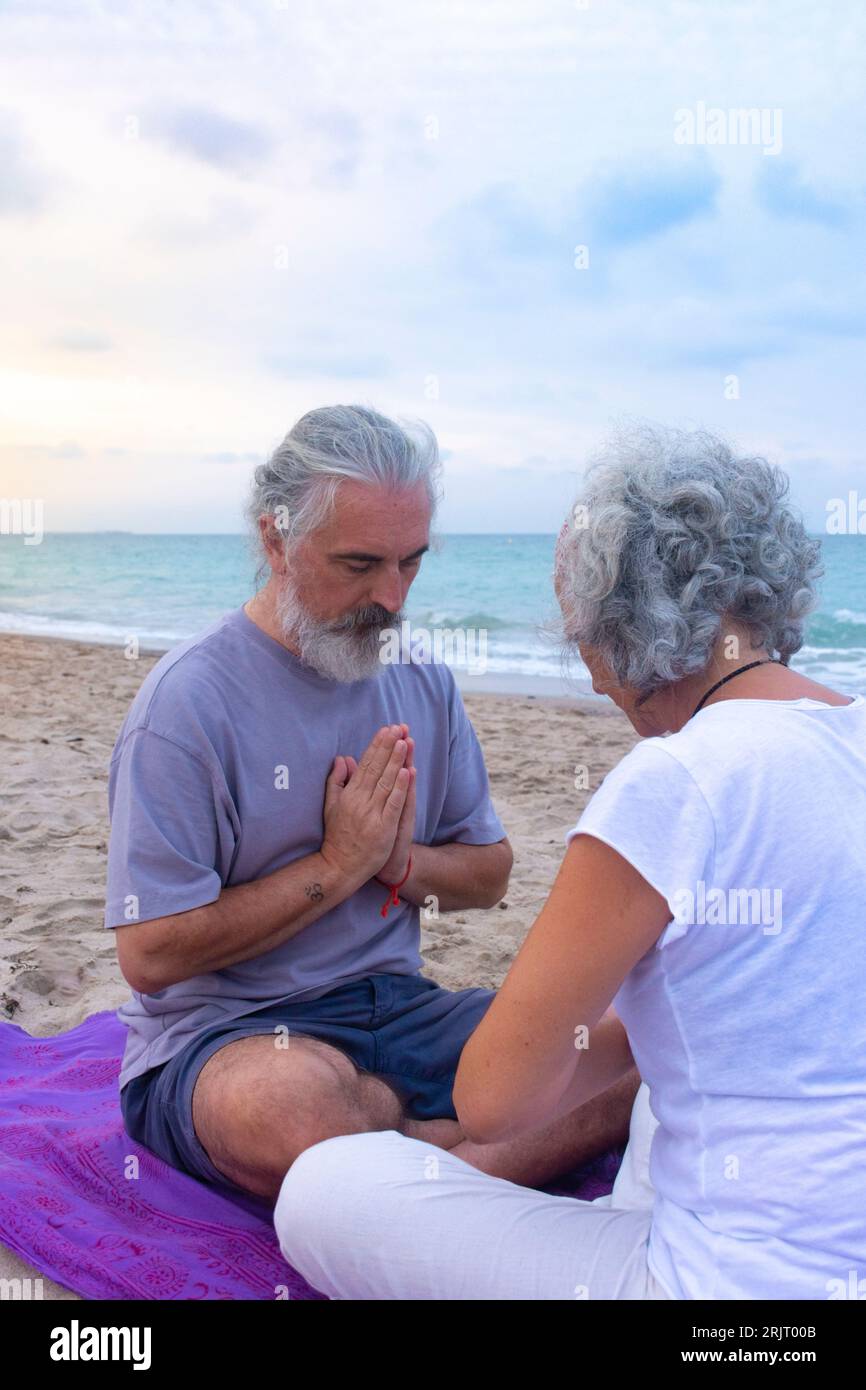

{"left": 120, "top": 972, "right": 495, "bottom": 1194}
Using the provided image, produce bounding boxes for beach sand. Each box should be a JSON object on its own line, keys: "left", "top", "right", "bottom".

{"left": 0, "top": 631, "right": 637, "bottom": 1299}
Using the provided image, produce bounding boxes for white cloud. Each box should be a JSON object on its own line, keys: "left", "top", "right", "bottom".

{"left": 0, "top": 0, "right": 865, "bottom": 530}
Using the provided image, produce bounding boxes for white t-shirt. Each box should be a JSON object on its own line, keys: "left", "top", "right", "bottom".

{"left": 565, "top": 694, "right": 866, "bottom": 1301}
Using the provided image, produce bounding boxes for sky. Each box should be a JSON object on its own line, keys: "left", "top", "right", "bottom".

{"left": 1, "top": 0, "right": 865, "bottom": 533}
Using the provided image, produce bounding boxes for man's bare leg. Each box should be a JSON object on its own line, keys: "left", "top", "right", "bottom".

{"left": 190, "top": 1033, "right": 639, "bottom": 1202}
{"left": 404, "top": 1068, "right": 641, "bottom": 1188}
{"left": 191, "top": 1034, "right": 410, "bottom": 1201}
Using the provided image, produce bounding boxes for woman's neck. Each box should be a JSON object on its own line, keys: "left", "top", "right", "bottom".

{"left": 695, "top": 661, "right": 850, "bottom": 713}
{"left": 654, "top": 638, "right": 851, "bottom": 734}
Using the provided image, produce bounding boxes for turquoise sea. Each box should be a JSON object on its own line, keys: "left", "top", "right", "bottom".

{"left": 0, "top": 533, "right": 864, "bottom": 695}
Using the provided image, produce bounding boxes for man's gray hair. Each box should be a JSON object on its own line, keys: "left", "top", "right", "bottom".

{"left": 247, "top": 404, "right": 442, "bottom": 566}
{"left": 556, "top": 422, "right": 823, "bottom": 699}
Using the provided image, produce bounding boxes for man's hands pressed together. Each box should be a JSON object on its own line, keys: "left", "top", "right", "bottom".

{"left": 374, "top": 726, "right": 416, "bottom": 884}
{"left": 326, "top": 722, "right": 511, "bottom": 913}
{"left": 321, "top": 724, "right": 416, "bottom": 885}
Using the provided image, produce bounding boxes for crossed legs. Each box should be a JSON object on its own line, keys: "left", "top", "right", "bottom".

{"left": 190, "top": 1032, "right": 641, "bottom": 1202}
{"left": 271, "top": 1081, "right": 667, "bottom": 1300}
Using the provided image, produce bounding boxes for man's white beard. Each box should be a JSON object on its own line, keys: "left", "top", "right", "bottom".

{"left": 275, "top": 575, "right": 404, "bottom": 683}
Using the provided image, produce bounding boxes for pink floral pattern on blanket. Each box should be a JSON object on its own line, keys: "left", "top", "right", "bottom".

{"left": 0, "top": 1011, "right": 622, "bottom": 1300}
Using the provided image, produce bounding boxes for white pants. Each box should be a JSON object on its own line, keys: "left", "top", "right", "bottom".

{"left": 274, "top": 1081, "right": 674, "bottom": 1300}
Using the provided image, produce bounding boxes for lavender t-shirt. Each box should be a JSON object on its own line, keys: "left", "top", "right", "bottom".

{"left": 105, "top": 606, "right": 506, "bottom": 1089}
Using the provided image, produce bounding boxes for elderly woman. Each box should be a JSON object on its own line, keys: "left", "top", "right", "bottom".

{"left": 273, "top": 424, "right": 866, "bottom": 1300}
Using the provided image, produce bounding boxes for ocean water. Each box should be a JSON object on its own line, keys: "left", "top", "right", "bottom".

{"left": 0, "top": 532, "right": 864, "bottom": 695}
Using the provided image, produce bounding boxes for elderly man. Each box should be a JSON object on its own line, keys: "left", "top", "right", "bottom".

{"left": 108, "top": 404, "right": 640, "bottom": 1203}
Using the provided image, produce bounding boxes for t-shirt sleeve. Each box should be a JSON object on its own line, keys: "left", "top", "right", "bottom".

{"left": 430, "top": 673, "right": 507, "bottom": 846}
{"left": 564, "top": 739, "right": 717, "bottom": 948}
{"left": 104, "top": 727, "right": 238, "bottom": 929}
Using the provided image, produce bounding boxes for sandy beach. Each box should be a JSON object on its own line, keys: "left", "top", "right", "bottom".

{"left": 0, "top": 630, "right": 637, "bottom": 1299}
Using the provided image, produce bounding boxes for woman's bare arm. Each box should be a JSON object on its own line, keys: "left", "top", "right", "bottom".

{"left": 453, "top": 833, "right": 671, "bottom": 1143}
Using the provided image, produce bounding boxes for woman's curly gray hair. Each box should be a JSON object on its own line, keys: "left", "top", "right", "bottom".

{"left": 555, "top": 423, "right": 823, "bottom": 700}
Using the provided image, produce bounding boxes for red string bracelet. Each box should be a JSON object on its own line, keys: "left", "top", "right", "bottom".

{"left": 378, "top": 855, "right": 413, "bottom": 918}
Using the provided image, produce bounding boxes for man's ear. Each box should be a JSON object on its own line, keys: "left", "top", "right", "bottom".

{"left": 259, "top": 514, "right": 288, "bottom": 574}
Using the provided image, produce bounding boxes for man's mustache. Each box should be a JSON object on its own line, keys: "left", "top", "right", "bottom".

{"left": 327, "top": 604, "right": 402, "bottom": 633}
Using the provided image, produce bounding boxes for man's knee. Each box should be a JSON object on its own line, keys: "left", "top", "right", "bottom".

{"left": 190, "top": 1034, "right": 404, "bottom": 1196}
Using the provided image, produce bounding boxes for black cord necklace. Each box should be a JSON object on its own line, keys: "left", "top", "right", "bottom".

{"left": 691, "top": 658, "right": 782, "bottom": 720}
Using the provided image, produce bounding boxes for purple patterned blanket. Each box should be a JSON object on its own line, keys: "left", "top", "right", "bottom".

{"left": 0, "top": 1010, "right": 623, "bottom": 1299}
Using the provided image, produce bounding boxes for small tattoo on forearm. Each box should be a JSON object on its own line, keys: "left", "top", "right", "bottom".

{"left": 305, "top": 882, "right": 324, "bottom": 902}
